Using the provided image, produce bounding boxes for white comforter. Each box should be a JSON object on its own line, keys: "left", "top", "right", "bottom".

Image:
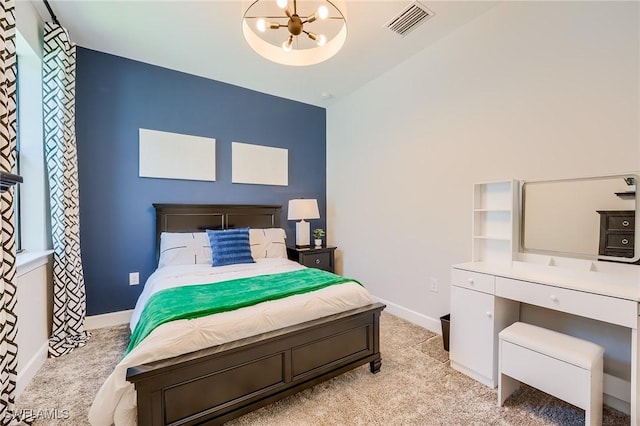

{"left": 88, "top": 258, "right": 373, "bottom": 426}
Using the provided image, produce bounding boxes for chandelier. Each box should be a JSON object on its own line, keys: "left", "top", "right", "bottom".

{"left": 242, "top": 0, "right": 347, "bottom": 66}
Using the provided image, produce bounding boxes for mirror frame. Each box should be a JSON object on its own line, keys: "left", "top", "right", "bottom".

{"left": 520, "top": 174, "right": 639, "bottom": 264}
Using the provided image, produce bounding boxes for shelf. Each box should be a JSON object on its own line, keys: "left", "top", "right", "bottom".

{"left": 473, "top": 235, "right": 511, "bottom": 241}
{"left": 474, "top": 209, "right": 511, "bottom": 213}
{"left": 615, "top": 191, "right": 636, "bottom": 199}
{"left": 473, "top": 181, "right": 513, "bottom": 211}
{"left": 472, "top": 180, "right": 519, "bottom": 263}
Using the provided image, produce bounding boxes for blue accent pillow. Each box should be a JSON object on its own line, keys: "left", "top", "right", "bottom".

{"left": 206, "top": 228, "right": 255, "bottom": 267}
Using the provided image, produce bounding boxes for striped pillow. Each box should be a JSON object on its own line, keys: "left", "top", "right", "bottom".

{"left": 206, "top": 228, "right": 255, "bottom": 267}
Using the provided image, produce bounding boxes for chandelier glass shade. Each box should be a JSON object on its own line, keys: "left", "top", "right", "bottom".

{"left": 242, "top": 0, "right": 347, "bottom": 66}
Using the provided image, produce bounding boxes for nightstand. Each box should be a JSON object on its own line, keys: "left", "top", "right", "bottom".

{"left": 287, "top": 246, "right": 336, "bottom": 273}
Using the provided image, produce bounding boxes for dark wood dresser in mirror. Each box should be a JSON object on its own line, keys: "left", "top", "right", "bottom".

{"left": 597, "top": 210, "right": 637, "bottom": 262}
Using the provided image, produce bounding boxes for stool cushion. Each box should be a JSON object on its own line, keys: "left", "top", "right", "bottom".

{"left": 499, "top": 322, "right": 603, "bottom": 370}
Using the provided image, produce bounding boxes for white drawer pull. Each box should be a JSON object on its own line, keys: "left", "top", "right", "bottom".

{"left": 623, "top": 220, "right": 630, "bottom": 227}
{"left": 550, "top": 295, "right": 559, "bottom": 302}
{"left": 485, "top": 311, "right": 492, "bottom": 318}
{"left": 621, "top": 238, "right": 629, "bottom": 245}
{"left": 315, "top": 259, "right": 320, "bottom": 264}
{"left": 468, "top": 279, "right": 474, "bottom": 285}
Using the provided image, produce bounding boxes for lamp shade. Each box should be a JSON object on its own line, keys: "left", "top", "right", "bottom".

{"left": 288, "top": 199, "right": 320, "bottom": 220}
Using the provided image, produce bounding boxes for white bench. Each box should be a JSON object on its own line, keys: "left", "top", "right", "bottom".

{"left": 498, "top": 322, "right": 604, "bottom": 426}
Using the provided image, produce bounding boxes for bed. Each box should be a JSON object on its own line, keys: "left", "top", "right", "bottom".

{"left": 89, "top": 204, "right": 384, "bottom": 426}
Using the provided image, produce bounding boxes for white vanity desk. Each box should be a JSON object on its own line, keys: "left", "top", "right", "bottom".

{"left": 450, "top": 258, "right": 640, "bottom": 424}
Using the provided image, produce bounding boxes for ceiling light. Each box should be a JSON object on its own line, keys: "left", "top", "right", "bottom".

{"left": 282, "top": 35, "right": 294, "bottom": 52}
{"left": 242, "top": 0, "right": 347, "bottom": 66}
{"left": 317, "top": 5, "right": 329, "bottom": 19}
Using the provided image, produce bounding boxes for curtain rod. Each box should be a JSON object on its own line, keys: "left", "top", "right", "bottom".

{"left": 42, "top": 0, "right": 60, "bottom": 26}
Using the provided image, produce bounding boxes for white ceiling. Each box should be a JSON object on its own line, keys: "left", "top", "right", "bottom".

{"left": 32, "top": 0, "right": 499, "bottom": 107}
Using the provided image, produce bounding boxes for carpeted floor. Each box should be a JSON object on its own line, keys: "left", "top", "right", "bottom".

{"left": 16, "top": 313, "right": 630, "bottom": 425}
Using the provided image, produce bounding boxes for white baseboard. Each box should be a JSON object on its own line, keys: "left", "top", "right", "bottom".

{"left": 603, "top": 372, "right": 630, "bottom": 414}
{"left": 604, "top": 393, "right": 630, "bottom": 416}
{"left": 16, "top": 341, "right": 48, "bottom": 399}
{"left": 85, "top": 310, "right": 133, "bottom": 329}
{"left": 372, "top": 295, "right": 441, "bottom": 334}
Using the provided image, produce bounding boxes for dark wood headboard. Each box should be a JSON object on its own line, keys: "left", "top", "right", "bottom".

{"left": 153, "top": 203, "right": 282, "bottom": 261}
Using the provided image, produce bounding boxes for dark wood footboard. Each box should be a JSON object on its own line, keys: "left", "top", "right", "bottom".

{"left": 126, "top": 302, "right": 385, "bottom": 426}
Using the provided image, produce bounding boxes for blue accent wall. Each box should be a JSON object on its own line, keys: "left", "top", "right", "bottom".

{"left": 75, "top": 48, "right": 326, "bottom": 315}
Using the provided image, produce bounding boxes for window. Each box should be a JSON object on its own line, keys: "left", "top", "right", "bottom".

{"left": 15, "top": 60, "right": 21, "bottom": 253}
{"left": 16, "top": 30, "right": 47, "bottom": 256}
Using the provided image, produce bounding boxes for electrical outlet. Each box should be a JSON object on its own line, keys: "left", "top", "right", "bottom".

{"left": 430, "top": 277, "right": 439, "bottom": 293}
{"left": 129, "top": 272, "right": 140, "bottom": 286}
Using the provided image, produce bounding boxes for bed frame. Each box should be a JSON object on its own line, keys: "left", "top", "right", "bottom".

{"left": 126, "top": 204, "right": 385, "bottom": 425}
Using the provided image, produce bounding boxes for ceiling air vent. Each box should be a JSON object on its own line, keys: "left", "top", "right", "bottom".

{"left": 385, "top": 1, "right": 434, "bottom": 37}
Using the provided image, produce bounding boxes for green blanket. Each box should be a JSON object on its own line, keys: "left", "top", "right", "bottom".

{"left": 126, "top": 268, "right": 360, "bottom": 354}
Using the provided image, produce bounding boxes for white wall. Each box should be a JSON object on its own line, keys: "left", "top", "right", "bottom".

{"left": 327, "top": 1, "right": 640, "bottom": 331}
{"left": 16, "top": 258, "right": 52, "bottom": 398}
{"left": 16, "top": 0, "right": 42, "bottom": 54}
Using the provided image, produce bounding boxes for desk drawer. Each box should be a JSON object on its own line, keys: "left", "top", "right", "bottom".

{"left": 495, "top": 277, "right": 637, "bottom": 328}
{"left": 451, "top": 269, "right": 495, "bottom": 294}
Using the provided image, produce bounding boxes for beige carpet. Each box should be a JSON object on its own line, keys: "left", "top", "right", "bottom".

{"left": 17, "top": 313, "right": 630, "bottom": 425}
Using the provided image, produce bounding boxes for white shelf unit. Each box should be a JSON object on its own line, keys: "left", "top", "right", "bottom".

{"left": 472, "top": 180, "right": 519, "bottom": 263}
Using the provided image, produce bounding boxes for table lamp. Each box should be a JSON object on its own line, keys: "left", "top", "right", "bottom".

{"left": 288, "top": 199, "right": 319, "bottom": 248}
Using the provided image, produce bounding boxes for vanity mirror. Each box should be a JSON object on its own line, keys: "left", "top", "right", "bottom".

{"left": 521, "top": 174, "right": 639, "bottom": 263}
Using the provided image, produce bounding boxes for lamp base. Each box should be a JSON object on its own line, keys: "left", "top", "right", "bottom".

{"left": 295, "top": 220, "right": 311, "bottom": 248}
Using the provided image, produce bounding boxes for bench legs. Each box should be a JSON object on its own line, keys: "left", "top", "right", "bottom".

{"left": 497, "top": 372, "right": 519, "bottom": 407}
{"left": 498, "top": 369, "right": 601, "bottom": 425}
{"left": 498, "top": 352, "right": 603, "bottom": 426}
{"left": 587, "top": 356, "right": 604, "bottom": 426}
{"left": 497, "top": 323, "right": 604, "bottom": 426}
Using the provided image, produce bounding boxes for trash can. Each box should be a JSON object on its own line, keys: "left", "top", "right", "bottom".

{"left": 440, "top": 314, "right": 450, "bottom": 352}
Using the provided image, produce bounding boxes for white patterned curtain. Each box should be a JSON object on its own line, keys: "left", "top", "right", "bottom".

{"left": 0, "top": 0, "right": 19, "bottom": 421}
{"left": 43, "top": 22, "right": 90, "bottom": 357}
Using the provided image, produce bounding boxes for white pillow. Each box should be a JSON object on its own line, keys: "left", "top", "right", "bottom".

{"left": 249, "top": 228, "right": 287, "bottom": 259}
{"left": 158, "top": 232, "right": 211, "bottom": 268}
